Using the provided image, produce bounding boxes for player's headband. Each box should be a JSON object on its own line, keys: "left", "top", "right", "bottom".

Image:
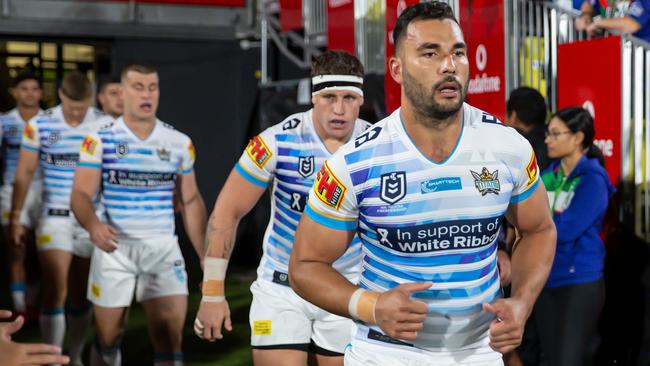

{"left": 311, "top": 74, "right": 364, "bottom": 97}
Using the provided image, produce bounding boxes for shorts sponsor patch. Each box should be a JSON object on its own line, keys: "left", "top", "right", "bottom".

{"left": 37, "top": 234, "right": 51, "bottom": 245}
{"left": 91, "top": 283, "right": 101, "bottom": 298}
{"left": 314, "top": 162, "right": 346, "bottom": 210}
{"left": 526, "top": 153, "right": 539, "bottom": 188}
{"left": 245, "top": 135, "right": 272, "bottom": 169}
{"left": 81, "top": 136, "right": 98, "bottom": 155}
{"left": 253, "top": 320, "right": 272, "bottom": 336}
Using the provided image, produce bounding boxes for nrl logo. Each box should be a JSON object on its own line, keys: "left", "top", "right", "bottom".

{"left": 116, "top": 142, "right": 129, "bottom": 158}
{"left": 157, "top": 148, "right": 171, "bottom": 162}
{"left": 380, "top": 171, "right": 407, "bottom": 204}
{"left": 298, "top": 156, "right": 314, "bottom": 178}
{"left": 471, "top": 167, "right": 500, "bottom": 196}
{"left": 47, "top": 131, "right": 60, "bottom": 145}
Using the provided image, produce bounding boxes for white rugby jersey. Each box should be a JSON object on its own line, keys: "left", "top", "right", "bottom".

{"left": 21, "top": 105, "right": 111, "bottom": 218}
{"left": 78, "top": 117, "right": 194, "bottom": 239}
{"left": 235, "top": 109, "right": 371, "bottom": 284}
{"left": 305, "top": 104, "right": 540, "bottom": 354}
{"left": 0, "top": 108, "right": 44, "bottom": 185}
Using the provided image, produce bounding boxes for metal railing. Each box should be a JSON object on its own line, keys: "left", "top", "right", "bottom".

{"left": 506, "top": 0, "right": 584, "bottom": 112}
{"left": 304, "top": 0, "right": 326, "bottom": 39}
{"left": 355, "top": 0, "right": 385, "bottom": 74}
{"left": 621, "top": 35, "right": 650, "bottom": 241}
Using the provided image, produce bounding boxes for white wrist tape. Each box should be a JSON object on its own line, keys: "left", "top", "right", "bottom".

{"left": 348, "top": 288, "right": 380, "bottom": 324}
{"left": 201, "top": 257, "right": 228, "bottom": 302}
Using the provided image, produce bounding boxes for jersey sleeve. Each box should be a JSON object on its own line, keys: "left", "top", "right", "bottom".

{"left": 304, "top": 152, "right": 359, "bottom": 231}
{"left": 628, "top": 1, "right": 650, "bottom": 27}
{"left": 510, "top": 135, "right": 541, "bottom": 204}
{"left": 180, "top": 136, "right": 196, "bottom": 175}
{"left": 234, "top": 127, "right": 277, "bottom": 188}
{"left": 20, "top": 118, "right": 40, "bottom": 152}
{"left": 78, "top": 132, "right": 103, "bottom": 169}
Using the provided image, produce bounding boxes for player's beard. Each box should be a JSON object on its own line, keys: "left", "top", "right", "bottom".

{"left": 403, "top": 66, "right": 468, "bottom": 124}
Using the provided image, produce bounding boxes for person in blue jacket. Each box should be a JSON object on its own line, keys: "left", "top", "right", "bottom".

{"left": 536, "top": 106, "right": 615, "bottom": 366}
{"left": 575, "top": 0, "right": 650, "bottom": 43}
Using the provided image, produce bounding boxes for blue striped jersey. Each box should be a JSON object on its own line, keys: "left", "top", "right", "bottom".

{"left": 235, "top": 109, "right": 371, "bottom": 283}
{"left": 79, "top": 117, "right": 195, "bottom": 239}
{"left": 305, "top": 104, "right": 540, "bottom": 352}
{"left": 0, "top": 108, "right": 43, "bottom": 185}
{"left": 21, "top": 105, "right": 112, "bottom": 217}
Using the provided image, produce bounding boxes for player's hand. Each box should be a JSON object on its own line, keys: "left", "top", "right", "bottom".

{"left": 89, "top": 222, "right": 119, "bottom": 253}
{"left": 496, "top": 249, "right": 512, "bottom": 287}
{"left": 0, "top": 312, "right": 70, "bottom": 365}
{"left": 374, "top": 282, "right": 431, "bottom": 341}
{"left": 9, "top": 222, "right": 26, "bottom": 248}
{"left": 194, "top": 300, "right": 232, "bottom": 341}
{"left": 586, "top": 21, "right": 601, "bottom": 38}
{"left": 483, "top": 298, "right": 529, "bottom": 354}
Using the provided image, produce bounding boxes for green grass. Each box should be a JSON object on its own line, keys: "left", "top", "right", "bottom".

{"left": 1, "top": 262, "right": 255, "bottom": 365}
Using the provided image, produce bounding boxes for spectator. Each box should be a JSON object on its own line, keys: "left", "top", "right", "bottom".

{"left": 536, "top": 107, "right": 615, "bottom": 366}
{"left": 506, "top": 87, "right": 551, "bottom": 171}
{"left": 576, "top": 0, "right": 650, "bottom": 43}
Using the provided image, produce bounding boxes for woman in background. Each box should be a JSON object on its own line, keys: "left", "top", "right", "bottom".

{"left": 536, "top": 107, "right": 615, "bottom": 366}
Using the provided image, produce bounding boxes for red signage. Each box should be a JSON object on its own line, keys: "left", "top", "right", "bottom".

{"left": 557, "top": 36, "right": 622, "bottom": 184}
{"left": 279, "top": 0, "right": 303, "bottom": 32}
{"left": 327, "top": 0, "right": 355, "bottom": 53}
{"left": 102, "top": 0, "right": 245, "bottom": 6}
{"left": 461, "top": 0, "right": 506, "bottom": 121}
{"left": 385, "top": 0, "right": 419, "bottom": 114}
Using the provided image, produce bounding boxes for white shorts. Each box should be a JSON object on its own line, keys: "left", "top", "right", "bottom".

{"left": 36, "top": 216, "right": 93, "bottom": 258}
{"left": 87, "top": 235, "right": 188, "bottom": 308}
{"left": 249, "top": 277, "right": 353, "bottom": 354}
{"left": 345, "top": 331, "right": 504, "bottom": 366}
{"left": 0, "top": 182, "right": 42, "bottom": 228}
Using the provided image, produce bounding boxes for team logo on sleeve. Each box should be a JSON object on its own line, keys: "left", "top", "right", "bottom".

{"left": 354, "top": 126, "right": 381, "bottom": 147}
{"left": 81, "top": 136, "right": 98, "bottom": 155}
{"left": 314, "top": 162, "right": 346, "bottom": 209}
{"left": 526, "top": 153, "right": 539, "bottom": 188}
{"left": 471, "top": 167, "right": 500, "bottom": 195}
{"left": 23, "top": 124, "right": 35, "bottom": 140}
{"left": 188, "top": 143, "right": 196, "bottom": 161}
{"left": 380, "top": 172, "right": 407, "bottom": 204}
{"left": 246, "top": 135, "right": 272, "bottom": 168}
{"left": 298, "top": 156, "right": 315, "bottom": 178}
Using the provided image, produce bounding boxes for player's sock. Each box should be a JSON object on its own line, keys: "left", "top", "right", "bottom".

{"left": 10, "top": 282, "right": 27, "bottom": 313}
{"left": 90, "top": 340, "right": 121, "bottom": 366}
{"left": 40, "top": 307, "right": 65, "bottom": 366}
{"left": 68, "top": 305, "right": 92, "bottom": 365}
{"left": 154, "top": 352, "right": 184, "bottom": 366}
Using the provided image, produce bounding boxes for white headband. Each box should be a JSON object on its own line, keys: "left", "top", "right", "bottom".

{"left": 311, "top": 74, "right": 364, "bottom": 97}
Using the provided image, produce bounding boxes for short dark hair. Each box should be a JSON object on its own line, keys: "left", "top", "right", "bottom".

{"left": 311, "top": 50, "right": 364, "bottom": 78}
{"left": 120, "top": 63, "right": 158, "bottom": 81}
{"left": 98, "top": 75, "right": 121, "bottom": 94}
{"left": 11, "top": 71, "right": 40, "bottom": 88}
{"left": 60, "top": 71, "right": 92, "bottom": 101}
{"left": 393, "top": 2, "right": 458, "bottom": 54}
{"left": 553, "top": 106, "right": 604, "bottom": 166}
{"left": 506, "top": 87, "right": 547, "bottom": 127}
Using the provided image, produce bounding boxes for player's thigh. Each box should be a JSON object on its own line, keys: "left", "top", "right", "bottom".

{"left": 311, "top": 309, "right": 354, "bottom": 355}
{"left": 38, "top": 249, "right": 72, "bottom": 288}
{"left": 87, "top": 246, "right": 137, "bottom": 308}
{"left": 134, "top": 237, "right": 188, "bottom": 304}
{"left": 93, "top": 305, "right": 129, "bottom": 346}
{"left": 141, "top": 294, "right": 187, "bottom": 329}
{"left": 249, "top": 280, "right": 312, "bottom": 348}
{"left": 310, "top": 352, "right": 344, "bottom": 366}
{"left": 253, "top": 349, "right": 308, "bottom": 366}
